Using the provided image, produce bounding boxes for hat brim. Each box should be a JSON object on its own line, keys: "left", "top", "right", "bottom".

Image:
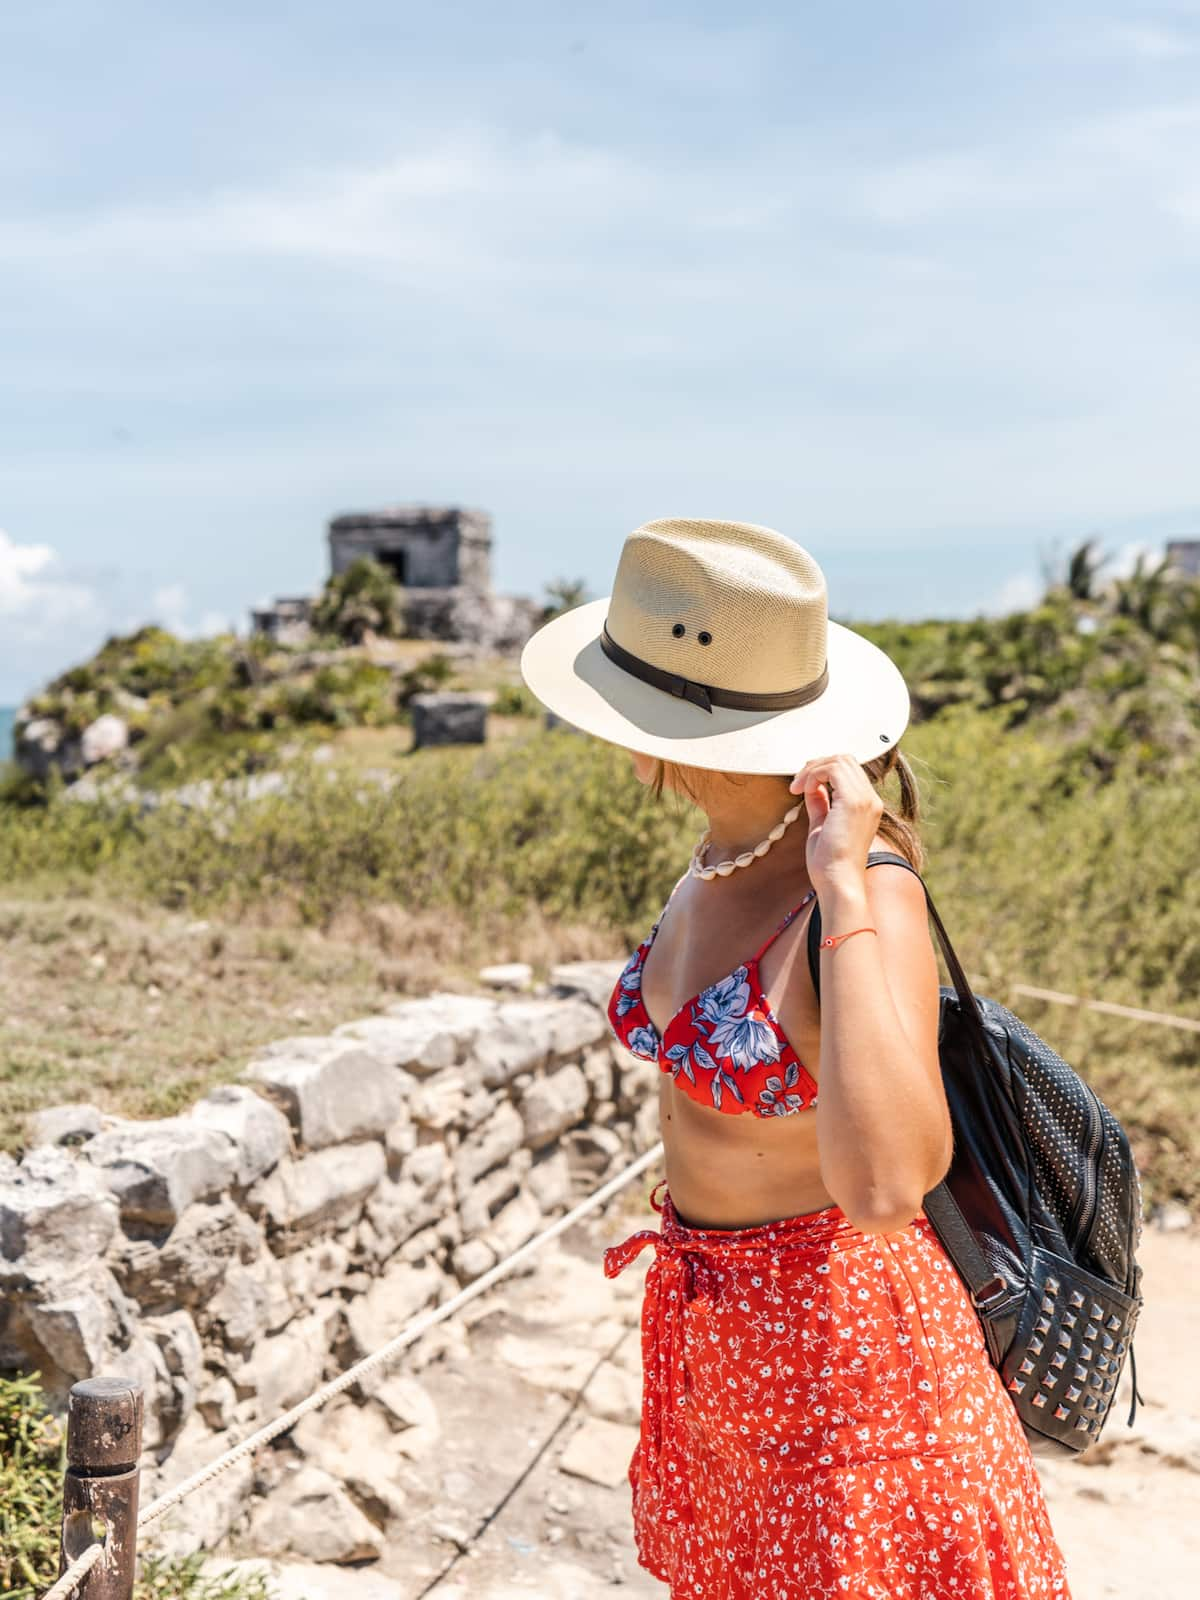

{"left": 520, "top": 596, "right": 911, "bottom": 775}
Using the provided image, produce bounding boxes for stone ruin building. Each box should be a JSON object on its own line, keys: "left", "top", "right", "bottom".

{"left": 329, "top": 506, "right": 492, "bottom": 590}
{"left": 1165, "top": 539, "right": 1200, "bottom": 578}
{"left": 252, "top": 505, "right": 542, "bottom": 653}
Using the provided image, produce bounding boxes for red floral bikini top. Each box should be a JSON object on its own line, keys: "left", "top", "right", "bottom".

{"left": 607, "top": 884, "right": 820, "bottom": 1118}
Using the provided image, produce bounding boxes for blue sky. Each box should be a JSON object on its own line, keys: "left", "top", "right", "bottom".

{"left": 2, "top": 1, "right": 1199, "bottom": 702}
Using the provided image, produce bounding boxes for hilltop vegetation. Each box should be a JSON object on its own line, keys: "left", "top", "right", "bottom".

{"left": 0, "top": 540, "right": 1197, "bottom": 1203}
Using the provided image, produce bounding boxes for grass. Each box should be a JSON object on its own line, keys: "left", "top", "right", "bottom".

{"left": 0, "top": 712, "right": 1197, "bottom": 1206}
{"left": 0, "top": 888, "right": 621, "bottom": 1151}
{"left": 0, "top": 1371, "right": 285, "bottom": 1600}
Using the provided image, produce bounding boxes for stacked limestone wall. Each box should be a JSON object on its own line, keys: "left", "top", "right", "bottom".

{"left": 0, "top": 961, "right": 657, "bottom": 1555}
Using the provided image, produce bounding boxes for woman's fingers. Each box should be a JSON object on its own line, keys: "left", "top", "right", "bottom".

{"left": 790, "top": 755, "right": 880, "bottom": 813}
{"left": 789, "top": 753, "right": 860, "bottom": 795}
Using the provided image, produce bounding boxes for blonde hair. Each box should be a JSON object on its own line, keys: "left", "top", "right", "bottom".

{"left": 648, "top": 744, "right": 925, "bottom": 872}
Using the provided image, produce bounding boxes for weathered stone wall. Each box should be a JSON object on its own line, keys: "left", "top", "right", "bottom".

{"left": 0, "top": 963, "right": 654, "bottom": 1556}
{"left": 401, "top": 587, "right": 543, "bottom": 652}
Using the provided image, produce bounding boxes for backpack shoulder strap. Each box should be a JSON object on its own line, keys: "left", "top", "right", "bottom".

{"left": 806, "top": 849, "right": 981, "bottom": 1026}
{"left": 804, "top": 852, "right": 1010, "bottom": 1320}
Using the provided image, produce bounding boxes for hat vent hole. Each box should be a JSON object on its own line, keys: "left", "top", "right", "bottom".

{"left": 698, "top": 630, "right": 712, "bottom": 646}
{"left": 672, "top": 623, "right": 686, "bottom": 638}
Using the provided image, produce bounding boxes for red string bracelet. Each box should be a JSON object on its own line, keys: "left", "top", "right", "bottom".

{"left": 818, "top": 927, "right": 877, "bottom": 950}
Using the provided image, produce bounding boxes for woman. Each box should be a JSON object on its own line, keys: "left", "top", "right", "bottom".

{"left": 520, "top": 518, "right": 1073, "bottom": 1598}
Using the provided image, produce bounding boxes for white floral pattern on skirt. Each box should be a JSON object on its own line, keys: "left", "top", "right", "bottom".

{"left": 604, "top": 1182, "right": 1074, "bottom": 1599}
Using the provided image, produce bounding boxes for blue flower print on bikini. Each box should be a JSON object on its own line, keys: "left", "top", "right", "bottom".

{"left": 695, "top": 969, "right": 782, "bottom": 1073}
{"left": 756, "top": 1059, "right": 807, "bottom": 1117}
{"left": 614, "top": 945, "right": 647, "bottom": 1019}
{"left": 627, "top": 1024, "right": 660, "bottom": 1060}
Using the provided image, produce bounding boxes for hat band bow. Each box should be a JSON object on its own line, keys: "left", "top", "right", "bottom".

{"left": 600, "top": 623, "right": 829, "bottom": 716}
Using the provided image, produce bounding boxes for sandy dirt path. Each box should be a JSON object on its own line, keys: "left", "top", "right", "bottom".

{"left": 204, "top": 1208, "right": 1197, "bottom": 1600}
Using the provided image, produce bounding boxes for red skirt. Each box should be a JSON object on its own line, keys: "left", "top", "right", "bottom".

{"left": 603, "top": 1182, "right": 1074, "bottom": 1600}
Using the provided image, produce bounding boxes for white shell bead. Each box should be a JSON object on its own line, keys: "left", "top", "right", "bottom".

{"left": 690, "top": 798, "right": 804, "bottom": 881}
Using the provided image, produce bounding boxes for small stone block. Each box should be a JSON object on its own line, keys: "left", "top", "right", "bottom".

{"left": 558, "top": 1418, "right": 640, "bottom": 1489}
{"left": 478, "top": 963, "right": 534, "bottom": 992}
{"left": 410, "top": 692, "right": 490, "bottom": 750}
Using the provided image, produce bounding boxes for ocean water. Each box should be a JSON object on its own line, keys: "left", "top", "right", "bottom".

{"left": 0, "top": 706, "right": 14, "bottom": 761}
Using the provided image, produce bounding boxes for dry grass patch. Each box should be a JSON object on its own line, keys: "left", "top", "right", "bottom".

{"left": 0, "top": 893, "right": 623, "bottom": 1156}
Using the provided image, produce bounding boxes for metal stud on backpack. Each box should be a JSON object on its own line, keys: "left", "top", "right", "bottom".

{"left": 807, "top": 850, "right": 1147, "bottom": 1459}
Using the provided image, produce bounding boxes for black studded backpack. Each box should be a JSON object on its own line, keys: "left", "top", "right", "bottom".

{"left": 807, "top": 850, "right": 1147, "bottom": 1459}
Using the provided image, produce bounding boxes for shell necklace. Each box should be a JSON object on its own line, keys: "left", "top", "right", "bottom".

{"left": 689, "top": 801, "right": 804, "bottom": 881}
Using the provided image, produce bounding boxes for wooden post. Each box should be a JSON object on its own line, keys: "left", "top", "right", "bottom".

{"left": 58, "top": 1378, "right": 143, "bottom": 1600}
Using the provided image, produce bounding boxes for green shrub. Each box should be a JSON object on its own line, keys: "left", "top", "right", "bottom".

{"left": 204, "top": 662, "right": 399, "bottom": 737}
{"left": 310, "top": 557, "right": 405, "bottom": 643}
{"left": 492, "top": 682, "right": 538, "bottom": 717}
{"left": 0, "top": 1372, "right": 282, "bottom": 1600}
{"left": 0, "top": 1370, "right": 65, "bottom": 1595}
{"left": 395, "top": 652, "right": 457, "bottom": 707}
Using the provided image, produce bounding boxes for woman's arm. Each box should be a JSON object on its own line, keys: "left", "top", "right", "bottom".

{"left": 790, "top": 755, "right": 953, "bottom": 1234}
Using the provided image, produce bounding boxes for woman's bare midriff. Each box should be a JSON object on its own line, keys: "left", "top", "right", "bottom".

{"left": 658, "top": 1078, "right": 833, "bottom": 1228}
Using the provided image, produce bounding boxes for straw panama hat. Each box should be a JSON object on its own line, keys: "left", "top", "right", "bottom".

{"left": 519, "top": 518, "right": 911, "bottom": 775}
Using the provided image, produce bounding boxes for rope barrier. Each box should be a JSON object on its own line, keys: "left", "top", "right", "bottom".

{"left": 42, "top": 1539, "right": 103, "bottom": 1600}
{"left": 37, "top": 967, "right": 1197, "bottom": 1595}
{"left": 41, "top": 1139, "right": 666, "bottom": 1600}
{"left": 1011, "top": 972, "right": 1196, "bottom": 1036}
{"left": 968, "top": 974, "right": 1200, "bottom": 1035}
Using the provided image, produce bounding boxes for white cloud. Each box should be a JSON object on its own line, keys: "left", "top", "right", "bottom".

{"left": 151, "top": 583, "right": 188, "bottom": 620}
{"left": 0, "top": 533, "right": 234, "bottom": 700}
{"left": 0, "top": 133, "right": 642, "bottom": 276}
{"left": 1099, "top": 23, "right": 1196, "bottom": 61}
{"left": 150, "top": 584, "right": 232, "bottom": 639}
{"left": 977, "top": 570, "right": 1042, "bottom": 618}
{"left": 1105, "top": 538, "right": 1167, "bottom": 579}
{"left": 0, "top": 528, "right": 98, "bottom": 625}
